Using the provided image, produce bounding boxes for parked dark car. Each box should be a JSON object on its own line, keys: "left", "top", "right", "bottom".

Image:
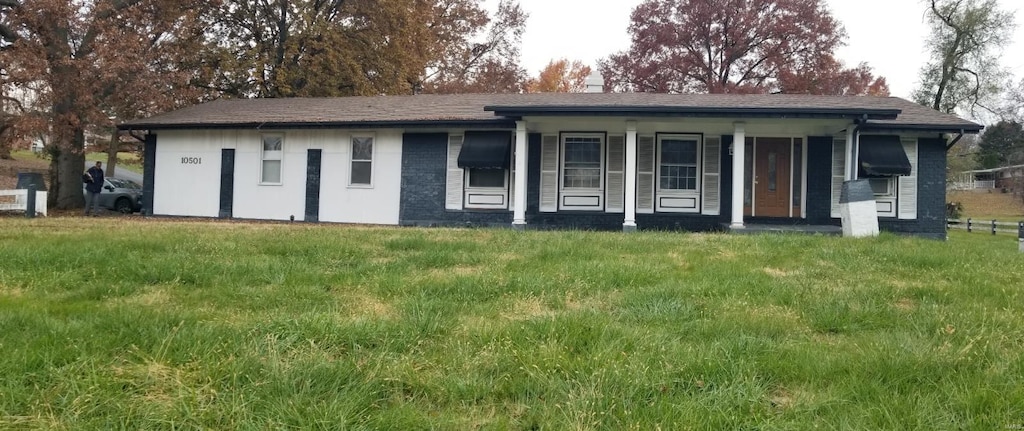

{"left": 82, "top": 177, "right": 143, "bottom": 213}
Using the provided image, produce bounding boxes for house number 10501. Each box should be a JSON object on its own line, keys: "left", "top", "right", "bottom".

{"left": 181, "top": 157, "right": 202, "bottom": 164}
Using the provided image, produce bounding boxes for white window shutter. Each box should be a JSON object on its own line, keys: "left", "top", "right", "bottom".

{"left": 508, "top": 166, "right": 515, "bottom": 213}
{"left": 637, "top": 135, "right": 655, "bottom": 214}
{"left": 605, "top": 135, "right": 625, "bottom": 213}
{"left": 508, "top": 145, "right": 516, "bottom": 213}
{"left": 445, "top": 135, "right": 463, "bottom": 210}
{"left": 831, "top": 138, "right": 846, "bottom": 218}
{"left": 898, "top": 138, "right": 918, "bottom": 220}
{"left": 702, "top": 137, "right": 721, "bottom": 215}
{"left": 540, "top": 135, "right": 559, "bottom": 212}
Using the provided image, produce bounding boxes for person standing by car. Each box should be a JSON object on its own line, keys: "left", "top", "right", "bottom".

{"left": 84, "top": 161, "right": 104, "bottom": 216}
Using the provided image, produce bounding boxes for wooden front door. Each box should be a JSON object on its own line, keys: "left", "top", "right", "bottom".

{"left": 754, "top": 138, "right": 791, "bottom": 217}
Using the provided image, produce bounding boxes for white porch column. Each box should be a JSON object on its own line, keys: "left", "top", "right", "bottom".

{"left": 624, "top": 121, "right": 638, "bottom": 232}
{"left": 845, "top": 126, "right": 856, "bottom": 181}
{"left": 512, "top": 120, "right": 528, "bottom": 229}
{"left": 730, "top": 122, "right": 746, "bottom": 229}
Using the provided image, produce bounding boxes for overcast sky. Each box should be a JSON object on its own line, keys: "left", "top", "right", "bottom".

{"left": 502, "top": 0, "right": 1024, "bottom": 101}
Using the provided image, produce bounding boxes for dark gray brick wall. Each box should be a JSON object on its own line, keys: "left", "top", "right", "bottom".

{"left": 805, "top": 135, "right": 946, "bottom": 239}
{"left": 304, "top": 149, "right": 321, "bottom": 222}
{"left": 399, "top": 132, "right": 512, "bottom": 227}
{"left": 143, "top": 134, "right": 157, "bottom": 216}
{"left": 878, "top": 137, "right": 947, "bottom": 239}
{"left": 640, "top": 214, "right": 725, "bottom": 231}
{"left": 806, "top": 136, "right": 834, "bottom": 225}
{"left": 219, "top": 148, "right": 235, "bottom": 219}
{"left": 527, "top": 133, "right": 541, "bottom": 214}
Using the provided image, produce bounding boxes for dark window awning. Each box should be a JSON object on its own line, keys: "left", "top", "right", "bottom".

{"left": 858, "top": 135, "right": 911, "bottom": 177}
{"left": 458, "top": 131, "right": 512, "bottom": 169}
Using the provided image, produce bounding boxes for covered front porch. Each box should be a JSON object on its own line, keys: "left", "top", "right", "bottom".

{"left": 499, "top": 120, "right": 883, "bottom": 232}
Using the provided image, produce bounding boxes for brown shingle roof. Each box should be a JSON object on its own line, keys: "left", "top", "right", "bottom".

{"left": 120, "top": 93, "right": 982, "bottom": 132}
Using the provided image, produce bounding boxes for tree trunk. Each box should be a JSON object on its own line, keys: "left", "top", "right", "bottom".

{"left": 106, "top": 128, "right": 118, "bottom": 178}
{"left": 0, "top": 122, "right": 11, "bottom": 160}
{"left": 50, "top": 127, "right": 87, "bottom": 209}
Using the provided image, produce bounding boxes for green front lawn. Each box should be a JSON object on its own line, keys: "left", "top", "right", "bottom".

{"left": 1, "top": 220, "right": 1021, "bottom": 429}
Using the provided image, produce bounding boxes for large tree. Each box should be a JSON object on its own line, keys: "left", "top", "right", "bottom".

{"left": 599, "top": 0, "right": 887, "bottom": 95}
{"left": 0, "top": 0, "right": 212, "bottom": 208}
{"left": 778, "top": 58, "right": 889, "bottom": 96}
{"left": 200, "top": 0, "right": 527, "bottom": 98}
{"left": 1003, "top": 77, "right": 1024, "bottom": 122}
{"left": 913, "top": 0, "right": 1015, "bottom": 116}
{"left": 525, "top": 59, "right": 592, "bottom": 93}
{"left": 976, "top": 120, "right": 1024, "bottom": 169}
{"left": 419, "top": 0, "right": 527, "bottom": 94}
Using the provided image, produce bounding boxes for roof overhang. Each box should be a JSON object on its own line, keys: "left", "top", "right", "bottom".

{"left": 858, "top": 122, "right": 984, "bottom": 134}
{"left": 118, "top": 119, "right": 517, "bottom": 131}
{"left": 483, "top": 105, "right": 902, "bottom": 120}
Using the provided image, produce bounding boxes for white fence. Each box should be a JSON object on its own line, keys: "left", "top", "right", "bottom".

{"left": 0, "top": 190, "right": 48, "bottom": 216}
{"left": 974, "top": 180, "right": 996, "bottom": 189}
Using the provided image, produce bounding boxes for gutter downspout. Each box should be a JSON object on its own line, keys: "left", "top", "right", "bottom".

{"left": 945, "top": 130, "right": 965, "bottom": 151}
{"left": 845, "top": 117, "right": 864, "bottom": 181}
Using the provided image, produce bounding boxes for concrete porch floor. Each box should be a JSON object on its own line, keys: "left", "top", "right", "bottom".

{"left": 725, "top": 223, "right": 842, "bottom": 235}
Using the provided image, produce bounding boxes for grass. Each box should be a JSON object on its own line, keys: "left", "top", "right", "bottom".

{"left": 8, "top": 150, "right": 142, "bottom": 175}
{"left": 1, "top": 219, "right": 1023, "bottom": 429}
{"left": 948, "top": 189, "right": 1024, "bottom": 222}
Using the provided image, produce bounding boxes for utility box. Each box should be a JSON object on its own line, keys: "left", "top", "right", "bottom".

{"left": 16, "top": 172, "right": 47, "bottom": 191}
{"left": 840, "top": 179, "right": 879, "bottom": 238}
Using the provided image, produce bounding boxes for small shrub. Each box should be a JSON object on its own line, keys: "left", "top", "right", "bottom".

{"left": 946, "top": 201, "right": 963, "bottom": 219}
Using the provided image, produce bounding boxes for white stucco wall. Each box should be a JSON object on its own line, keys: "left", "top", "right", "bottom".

{"left": 151, "top": 129, "right": 402, "bottom": 224}
{"left": 152, "top": 130, "right": 227, "bottom": 218}
{"left": 318, "top": 130, "right": 403, "bottom": 225}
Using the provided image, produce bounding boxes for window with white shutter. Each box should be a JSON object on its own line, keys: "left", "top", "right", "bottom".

{"left": 559, "top": 134, "right": 605, "bottom": 211}
{"left": 655, "top": 134, "right": 702, "bottom": 213}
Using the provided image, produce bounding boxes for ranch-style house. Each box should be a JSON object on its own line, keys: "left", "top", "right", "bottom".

{"left": 119, "top": 93, "right": 982, "bottom": 239}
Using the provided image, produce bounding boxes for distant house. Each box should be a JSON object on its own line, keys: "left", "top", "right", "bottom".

{"left": 119, "top": 93, "right": 981, "bottom": 239}
{"left": 955, "top": 164, "right": 1024, "bottom": 191}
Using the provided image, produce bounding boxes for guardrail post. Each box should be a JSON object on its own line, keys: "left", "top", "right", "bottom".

{"left": 967, "top": 218, "right": 972, "bottom": 233}
{"left": 25, "top": 185, "right": 36, "bottom": 219}
{"left": 992, "top": 219, "right": 997, "bottom": 235}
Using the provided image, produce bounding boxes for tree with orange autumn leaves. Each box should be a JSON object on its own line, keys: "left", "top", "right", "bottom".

{"left": 0, "top": 0, "right": 528, "bottom": 208}
{"left": 1, "top": 0, "right": 901, "bottom": 210}
{"left": 1, "top": 0, "right": 213, "bottom": 208}
{"left": 525, "top": 59, "right": 592, "bottom": 93}
{"left": 599, "top": 0, "right": 889, "bottom": 95}
{"left": 196, "top": 0, "right": 528, "bottom": 97}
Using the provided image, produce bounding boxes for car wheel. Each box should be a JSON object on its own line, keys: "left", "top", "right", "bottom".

{"left": 115, "top": 197, "right": 133, "bottom": 214}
